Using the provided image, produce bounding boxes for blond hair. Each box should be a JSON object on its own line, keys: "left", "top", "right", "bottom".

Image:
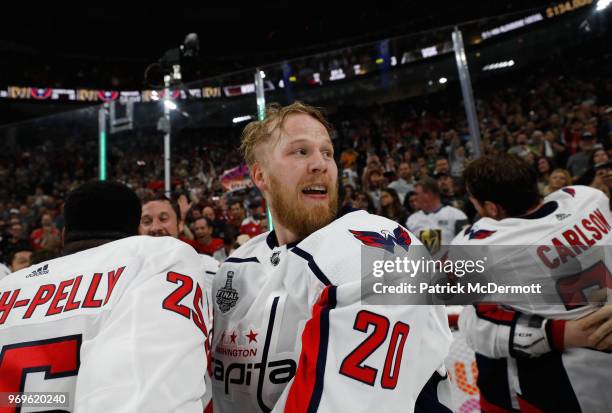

{"left": 240, "top": 101, "right": 331, "bottom": 167}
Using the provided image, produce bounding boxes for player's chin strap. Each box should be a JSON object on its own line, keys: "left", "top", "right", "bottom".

{"left": 509, "top": 313, "right": 557, "bottom": 358}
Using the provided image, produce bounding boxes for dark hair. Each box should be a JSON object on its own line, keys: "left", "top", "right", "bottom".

{"left": 8, "top": 247, "right": 33, "bottom": 266}
{"left": 64, "top": 181, "right": 142, "bottom": 244}
{"left": 380, "top": 188, "right": 407, "bottom": 224}
{"left": 463, "top": 154, "right": 540, "bottom": 216}
{"left": 415, "top": 177, "right": 440, "bottom": 197}
{"left": 355, "top": 191, "right": 376, "bottom": 214}
{"left": 146, "top": 194, "right": 182, "bottom": 223}
{"left": 403, "top": 190, "right": 418, "bottom": 214}
{"left": 194, "top": 216, "right": 213, "bottom": 228}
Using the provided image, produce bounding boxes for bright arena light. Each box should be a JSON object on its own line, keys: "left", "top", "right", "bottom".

{"left": 482, "top": 60, "right": 516, "bottom": 71}
{"left": 439, "top": 77, "right": 448, "bottom": 84}
{"left": 597, "top": 0, "right": 611, "bottom": 11}
{"left": 164, "top": 100, "right": 177, "bottom": 110}
{"left": 232, "top": 115, "right": 253, "bottom": 124}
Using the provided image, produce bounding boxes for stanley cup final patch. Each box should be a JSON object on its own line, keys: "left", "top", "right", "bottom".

{"left": 216, "top": 270, "right": 239, "bottom": 313}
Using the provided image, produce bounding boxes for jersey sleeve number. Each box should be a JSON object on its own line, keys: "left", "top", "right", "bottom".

{"left": 556, "top": 261, "right": 612, "bottom": 310}
{"left": 339, "top": 310, "right": 410, "bottom": 389}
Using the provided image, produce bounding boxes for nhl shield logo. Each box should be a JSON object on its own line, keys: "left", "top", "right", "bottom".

{"left": 270, "top": 251, "right": 281, "bottom": 266}
{"left": 216, "top": 271, "right": 239, "bottom": 313}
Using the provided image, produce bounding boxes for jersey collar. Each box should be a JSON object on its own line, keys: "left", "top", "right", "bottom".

{"left": 265, "top": 230, "right": 301, "bottom": 250}
{"left": 423, "top": 205, "right": 444, "bottom": 215}
{"left": 518, "top": 201, "right": 558, "bottom": 220}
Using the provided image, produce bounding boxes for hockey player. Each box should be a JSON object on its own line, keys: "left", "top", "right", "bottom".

{"left": 453, "top": 154, "right": 612, "bottom": 412}
{"left": 0, "top": 181, "right": 212, "bottom": 412}
{"left": 405, "top": 178, "right": 468, "bottom": 256}
{"left": 139, "top": 194, "right": 218, "bottom": 412}
{"left": 211, "top": 102, "right": 453, "bottom": 413}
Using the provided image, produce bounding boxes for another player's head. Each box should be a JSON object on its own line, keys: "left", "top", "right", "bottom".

{"left": 463, "top": 153, "right": 540, "bottom": 220}
{"left": 140, "top": 195, "right": 183, "bottom": 238}
{"left": 240, "top": 102, "right": 338, "bottom": 240}
{"left": 63, "top": 181, "right": 142, "bottom": 254}
{"left": 414, "top": 178, "right": 441, "bottom": 213}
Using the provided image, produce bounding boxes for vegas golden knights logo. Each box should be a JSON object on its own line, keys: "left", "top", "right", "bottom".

{"left": 419, "top": 229, "right": 442, "bottom": 255}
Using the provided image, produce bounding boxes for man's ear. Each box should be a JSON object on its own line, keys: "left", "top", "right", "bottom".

{"left": 251, "top": 163, "right": 268, "bottom": 193}
{"left": 483, "top": 201, "right": 505, "bottom": 220}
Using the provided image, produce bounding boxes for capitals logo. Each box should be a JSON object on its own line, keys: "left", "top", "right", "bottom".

{"left": 349, "top": 225, "right": 412, "bottom": 253}
{"left": 464, "top": 227, "right": 496, "bottom": 240}
{"left": 562, "top": 187, "right": 576, "bottom": 197}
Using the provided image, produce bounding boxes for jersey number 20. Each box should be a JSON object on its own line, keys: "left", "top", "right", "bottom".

{"left": 339, "top": 310, "right": 409, "bottom": 389}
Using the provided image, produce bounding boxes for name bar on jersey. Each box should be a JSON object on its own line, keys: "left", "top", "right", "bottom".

{"left": 0, "top": 266, "right": 125, "bottom": 325}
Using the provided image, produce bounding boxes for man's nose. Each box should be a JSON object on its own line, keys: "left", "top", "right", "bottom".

{"left": 308, "top": 151, "right": 328, "bottom": 174}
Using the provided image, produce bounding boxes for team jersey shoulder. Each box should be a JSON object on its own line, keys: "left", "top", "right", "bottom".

{"left": 406, "top": 210, "right": 425, "bottom": 225}
{"left": 451, "top": 218, "right": 500, "bottom": 245}
{"left": 295, "top": 210, "right": 422, "bottom": 285}
{"left": 545, "top": 185, "right": 604, "bottom": 204}
{"left": 3, "top": 235, "right": 201, "bottom": 288}
{"left": 200, "top": 253, "right": 219, "bottom": 273}
{"left": 443, "top": 205, "right": 468, "bottom": 220}
{"left": 224, "top": 231, "right": 268, "bottom": 262}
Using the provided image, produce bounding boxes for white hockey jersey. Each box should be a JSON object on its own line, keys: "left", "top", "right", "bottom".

{"left": 406, "top": 205, "right": 468, "bottom": 256}
{"left": 211, "top": 210, "right": 453, "bottom": 413}
{"left": 0, "top": 235, "right": 215, "bottom": 413}
{"left": 0, "top": 263, "right": 10, "bottom": 281}
{"left": 453, "top": 186, "right": 612, "bottom": 412}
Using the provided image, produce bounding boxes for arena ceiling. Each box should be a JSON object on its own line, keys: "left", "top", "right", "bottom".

{"left": 2, "top": 2, "right": 552, "bottom": 75}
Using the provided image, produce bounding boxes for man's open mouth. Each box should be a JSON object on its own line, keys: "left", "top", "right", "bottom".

{"left": 301, "top": 185, "right": 328, "bottom": 195}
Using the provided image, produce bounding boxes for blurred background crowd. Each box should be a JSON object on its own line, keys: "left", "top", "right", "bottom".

{"left": 0, "top": 1, "right": 610, "bottom": 273}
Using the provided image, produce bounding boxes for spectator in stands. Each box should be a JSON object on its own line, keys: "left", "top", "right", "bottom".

{"left": 591, "top": 162, "right": 612, "bottom": 199}
{"left": 239, "top": 202, "right": 265, "bottom": 238}
{"left": 542, "top": 168, "right": 572, "bottom": 195}
{"left": 591, "top": 146, "right": 609, "bottom": 166}
{"left": 449, "top": 144, "right": 468, "bottom": 179}
{"left": 388, "top": 162, "right": 414, "bottom": 204}
{"left": 536, "top": 157, "right": 554, "bottom": 195}
{"left": 0, "top": 222, "right": 30, "bottom": 263}
{"left": 202, "top": 205, "right": 224, "bottom": 238}
{"left": 364, "top": 169, "right": 384, "bottom": 210}
{"left": 541, "top": 129, "right": 566, "bottom": 163}
{"left": 227, "top": 200, "right": 246, "bottom": 236}
{"left": 354, "top": 191, "right": 376, "bottom": 214}
{"left": 567, "top": 132, "right": 596, "bottom": 180}
{"left": 433, "top": 157, "right": 450, "bottom": 177}
{"left": 340, "top": 149, "right": 359, "bottom": 188}
{"left": 508, "top": 132, "right": 532, "bottom": 159}
{"left": 405, "top": 178, "right": 468, "bottom": 256}
{"left": 192, "top": 217, "right": 223, "bottom": 256}
{"left": 8, "top": 248, "right": 32, "bottom": 272}
{"left": 437, "top": 173, "right": 463, "bottom": 209}
{"left": 403, "top": 190, "right": 418, "bottom": 215}
{"left": 30, "top": 212, "right": 61, "bottom": 251}
{"left": 379, "top": 188, "right": 407, "bottom": 224}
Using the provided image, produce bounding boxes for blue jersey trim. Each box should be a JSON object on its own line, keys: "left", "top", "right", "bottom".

{"left": 291, "top": 247, "right": 332, "bottom": 286}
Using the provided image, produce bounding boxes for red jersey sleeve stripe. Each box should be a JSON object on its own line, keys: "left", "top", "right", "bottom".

{"left": 284, "top": 285, "right": 337, "bottom": 413}
{"left": 475, "top": 303, "right": 516, "bottom": 326}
